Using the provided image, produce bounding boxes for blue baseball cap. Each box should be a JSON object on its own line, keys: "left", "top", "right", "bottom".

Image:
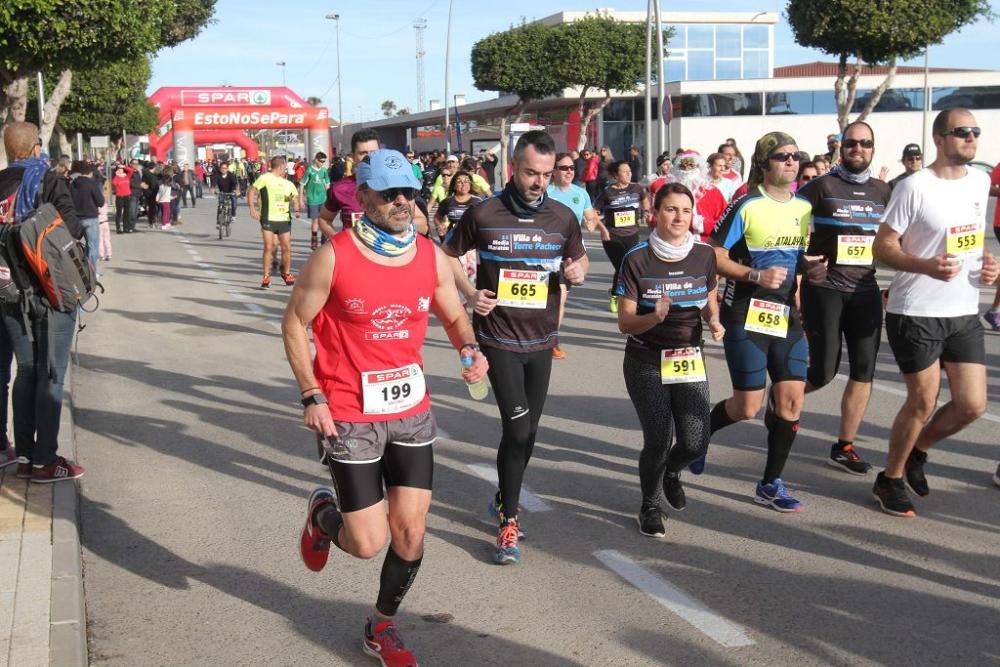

{"left": 355, "top": 149, "right": 421, "bottom": 191}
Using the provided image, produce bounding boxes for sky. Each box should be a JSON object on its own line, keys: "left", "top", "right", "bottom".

{"left": 148, "top": 0, "right": 1000, "bottom": 124}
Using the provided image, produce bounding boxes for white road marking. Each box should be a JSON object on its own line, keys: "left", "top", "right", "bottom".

{"left": 228, "top": 290, "right": 247, "bottom": 300}
{"left": 267, "top": 320, "right": 281, "bottom": 331}
{"left": 466, "top": 463, "right": 551, "bottom": 512}
{"left": 436, "top": 428, "right": 452, "bottom": 440}
{"left": 243, "top": 303, "right": 264, "bottom": 314}
{"left": 191, "top": 255, "right": 204, "bottom": 262}
{"left": 594, "top": 549, "right": 755, "bottom": 648}
{"left": 833, "top": 373, "right": 1000, "bottom": 424}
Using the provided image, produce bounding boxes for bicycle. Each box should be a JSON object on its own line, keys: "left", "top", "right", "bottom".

{"left": 217, "top": 194, "right": 235, "bottom": 239}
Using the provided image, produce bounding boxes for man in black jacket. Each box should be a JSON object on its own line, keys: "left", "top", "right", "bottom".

{"left": 70, "top": 160, "right": 105, "bottom": 272}
{"left": 0, "top": 121, "right": 85, "bottom": 482}
{"left": 128, "top": 159, "right": 144, "bottom": 231}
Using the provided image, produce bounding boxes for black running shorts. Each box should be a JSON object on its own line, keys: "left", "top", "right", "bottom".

{"left": 800, "top": 283, "right": 882, "bottom": 386}
{"left": 885, "top": 313, "right": 985, "bottom": 374}
{"left": 261, "top": 221, "right": 291, "bottom": 235}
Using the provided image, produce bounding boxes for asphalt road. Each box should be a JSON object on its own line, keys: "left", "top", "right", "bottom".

{"left": 73, "top": 197, "right": 1000, "bottom": 666}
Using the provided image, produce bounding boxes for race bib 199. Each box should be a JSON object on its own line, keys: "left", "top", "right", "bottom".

{"left": 745, "top": 298, "right": 789, "bottom": 338}
{"left": 496, "top": 269, "right": 549, "bottom": 309}
{"left": 613, "top": 210, "right": 637, "bottom": 227}
{"left": 946, "top": 223, "right": 984, "bottom": 256}
{"left": 660, "top": 347, "right": 706, "bottom": 384}
{"left": 837, "top": 235, "right": 874, "bottom": 266}
{"left": 361, "top": 364, "right": 426, "bottom": 415}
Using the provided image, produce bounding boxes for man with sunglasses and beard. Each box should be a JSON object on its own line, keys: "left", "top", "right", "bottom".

{"left": 443, "top": 131, "right": 589, "bottom": 565}
{"left": 796, "top": 121, "right": 892, "bottom": 477}
{"left": 872, "top": 108, "right": 998, "bottom": 516}
{"left": 285, "top": 149, "right": 487, "bottom": 667}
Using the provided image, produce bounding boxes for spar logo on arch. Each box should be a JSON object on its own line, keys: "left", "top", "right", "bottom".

{"left": 180, "top": 89, "right": 272, "bottom": 106}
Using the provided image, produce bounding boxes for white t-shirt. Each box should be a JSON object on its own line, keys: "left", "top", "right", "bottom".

{"left": 883, "top": 167, "right": 990, "bottom": 317}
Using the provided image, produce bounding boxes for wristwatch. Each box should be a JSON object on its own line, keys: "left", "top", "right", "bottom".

{"left": 301, "top": 393, "right": 328, "bottom": 408}
{"left": 748, "top": 269, "right": 761, "bottom": 284}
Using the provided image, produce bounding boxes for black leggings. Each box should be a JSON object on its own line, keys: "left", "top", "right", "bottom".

{"left": 800, "top": 282, "right": 882, "bottom": 387}
{"left": 483, "top": 346, "right": 553, "bottom": 518}
{"left": 623, "top": 353, "right": 711, "bottom": 507}
{"left": 602, "top": 235, "right": 640, "bottom": 287}
{"left": 114, "top": 196, "right": 130, "bottom": 230}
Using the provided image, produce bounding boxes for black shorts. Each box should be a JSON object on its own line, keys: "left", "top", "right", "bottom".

{"left": 261, "top": 221, "right": 291, "bottom": 235}
{"left": 800, "top": 283, "right": 882, "bottom": 385}
{"left": 994, "top": 226, "right": 1000, "bottom": 245}
{"left": 321, "top": 410, "right": 436, "bottom": 513}
{"left": 885, "top": 313, "right": 985, "bottom": 374}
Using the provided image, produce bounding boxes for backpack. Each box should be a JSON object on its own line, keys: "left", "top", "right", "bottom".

{"left": 15, "top": 203, "right": 98, "bottom": 313}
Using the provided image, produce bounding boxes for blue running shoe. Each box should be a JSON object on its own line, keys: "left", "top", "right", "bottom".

{"left": 984, "top": 310, "right": 1000, "bottom": 332}
{"left": 754, "top": 479, "right": 803, "bottom": 513}
{"left": 488, "top": 492, "right": 525, "bottom": 538}
{"left": 688, "top": 455, "right": 706, "bottom": 475}
{"left": 494, "top": 520, "right": 521, "bottom": 565}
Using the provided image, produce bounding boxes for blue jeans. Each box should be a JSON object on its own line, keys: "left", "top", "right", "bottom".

{"left": 81, "top": 217, "right": 100, "bottom": 272}
{"left": 3, "top": 304, "right": 77, "bottom": 465}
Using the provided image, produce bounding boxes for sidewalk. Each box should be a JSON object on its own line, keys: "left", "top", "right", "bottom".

{"left": 0, "top": 364, "right": 87, "bottom": 667}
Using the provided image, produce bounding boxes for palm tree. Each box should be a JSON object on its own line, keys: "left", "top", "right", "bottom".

{"left": 380, "top": 100, "right": 397, "bottom": 117}
{"left": 306, "top": 96, "right": 322, "bottom": 107}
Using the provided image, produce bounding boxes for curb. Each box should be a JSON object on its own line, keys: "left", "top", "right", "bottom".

{"left": 49, "top": 359, "right": 88, "bottom": 666}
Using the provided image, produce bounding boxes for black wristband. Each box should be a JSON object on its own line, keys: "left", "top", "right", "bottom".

{"left": 301, "top": 393, "right": 328, "bottom": 408}
{"left": 460, "top": 343, "right": 480, "bottom": 355}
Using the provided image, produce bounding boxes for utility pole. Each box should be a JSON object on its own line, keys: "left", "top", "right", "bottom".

{"left": 415, "top": 19, "right": 427, "bottom": 113}
{"left": 443, "top": 0, "right": 454, "bottom": 154}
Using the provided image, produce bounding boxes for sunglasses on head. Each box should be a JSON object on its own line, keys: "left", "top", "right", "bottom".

{"left": 769, "top": 152, "right": 800, "bottom": 163}
{"left": 941, "top": 126, "right": 981, "bottom": 139}
{"left": 842, "top": 138, "right": 874, "bottom": 149}
{"left": 374, "top": 187, "right": 417, "bottom": 203}
{"left": 556, "top": 165, "right": 575, "bottom": 172}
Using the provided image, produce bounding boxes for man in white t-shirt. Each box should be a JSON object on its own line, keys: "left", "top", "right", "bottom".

{"left": 872, "top": 108, "right": 999, "bottom": 517}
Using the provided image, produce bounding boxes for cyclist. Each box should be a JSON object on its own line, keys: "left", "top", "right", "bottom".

{"left": 298, "top": 151, "right": 331, "bottom": 250}
{"left": 285, "top": 149, "right": 487, "bottom": 667}
{"left": 617, "top": 182, "right": 724, "bottom": 537}
{"left": 443, "top": 130, "right": 588, "bottom": 565}
{"left": 248, "top": 155, "right": 300, "bottom": 289}
{"left": 215, "top": 162, "right": 239, "bottom": 218}
{"left": 702, "top": 131, "right": 827, "bottom": 512}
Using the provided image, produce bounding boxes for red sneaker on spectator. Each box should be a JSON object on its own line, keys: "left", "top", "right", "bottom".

{"left": 30, "top": 456, "right": 84, "bottom": 483}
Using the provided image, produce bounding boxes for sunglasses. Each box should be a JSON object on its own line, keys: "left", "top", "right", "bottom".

{"left": 556, "top": 165, "right": 575, "bottom": 172}
{"left": 374, "top": 187, "right": 417, "bottom": 202}
{"left": 454, "top": 178, "right": 471, "bottom": 184}
{"left": 800, "top": 175, "right": 814, "bottom": 182}
{"left": 769, "top": 152, "right": 800, "bottom": 163}
{"left": 904, "top": 155, "right": 922, "bottom": 161}
{"left": 941, "top": 126, "right": 981, "bottom": 139}
{"left": 842, "top": 139, "right": 874, "bottom": 149}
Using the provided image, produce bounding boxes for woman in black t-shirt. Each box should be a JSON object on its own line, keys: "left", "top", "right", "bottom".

{"left": 593, "top": 160, "right": 648, "bottom": 313}
{"left": 433, "top": 170, "right": 481, "bottom": 242}
{"left": 615, "top": 182, "right": 724, "bottom": 538}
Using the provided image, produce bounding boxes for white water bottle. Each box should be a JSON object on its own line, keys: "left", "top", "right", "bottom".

{"left": 461, "top": 350, "right": 489, "bottom": 400}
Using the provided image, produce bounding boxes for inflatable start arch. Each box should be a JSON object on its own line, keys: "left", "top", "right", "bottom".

{"left": 147, "top": 86, "right": 332, "bottom": 162}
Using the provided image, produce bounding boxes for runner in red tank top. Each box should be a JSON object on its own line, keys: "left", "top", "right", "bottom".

{"left": 283, "top": 149, "right": 487, "bottom": 667}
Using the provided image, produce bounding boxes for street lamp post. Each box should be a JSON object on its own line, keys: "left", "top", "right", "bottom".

{"left": 325, "top": 13, "right": 344, "bottom": 154}
{"left": 443, "top": 0, "right": 454, "bottom": 154}
{"left": 276, "top": 61, "right": 286, "bottom": 86}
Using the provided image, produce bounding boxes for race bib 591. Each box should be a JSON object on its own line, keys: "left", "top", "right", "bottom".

{"left": 660, "top": 347, "right": 706, "bottom": 384}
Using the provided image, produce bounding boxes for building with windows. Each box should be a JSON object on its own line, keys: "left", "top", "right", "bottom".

{"left": 348, "top": 9, "right": 1000, "bottom": 179}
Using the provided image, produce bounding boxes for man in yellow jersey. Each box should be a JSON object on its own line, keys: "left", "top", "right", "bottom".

{"left": 249, "top": 155, "right": 300, "bottom": 289}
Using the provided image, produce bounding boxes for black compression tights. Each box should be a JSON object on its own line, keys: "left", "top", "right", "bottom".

{"left": 483, "top": 346, "right": 553, "bottom": 519}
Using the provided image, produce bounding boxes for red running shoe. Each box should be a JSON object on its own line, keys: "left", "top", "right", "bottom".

{"left": 261, "top": 275, "right": 271, "bottom": 289}
{"left": 31, "top": 456, "right": 84, "bottom": 483}
{"left": 282, "top": 272, "right": 296, "bottom": 286}
{"left": 363, "top": 618, "right": 418, "bottom": 667}
{"left": 299, "top": 487, "right": 337, "bottom": 572}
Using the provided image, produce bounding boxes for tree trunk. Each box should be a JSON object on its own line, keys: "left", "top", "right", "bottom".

{"left": 0, "top": 75, "right": 31, "bottom": 168}
{"left": 834, "top": 52, "right": 848, "bottom": 130}
{"left": 841, "top": 56, "right": 863, "bottom": 131}
{"left": 39, "top": 69, "right": 73, "bottom": 149}
{"left": 857, "top": 58, "right": 897, "bottom": 123}
{"left": 576, "top": 91, "right": 612, "bottom": 152}
{"left": 55, "top": 125, "right": 72, "bottom": 158}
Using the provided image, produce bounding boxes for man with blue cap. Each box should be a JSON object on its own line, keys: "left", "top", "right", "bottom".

{"left": 283, "top": 148, "right": 488, "bottom": 666}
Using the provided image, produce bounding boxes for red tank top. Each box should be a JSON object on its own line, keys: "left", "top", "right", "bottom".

{"left": 313, "top": 231, "right": 438, "bottom": 422}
